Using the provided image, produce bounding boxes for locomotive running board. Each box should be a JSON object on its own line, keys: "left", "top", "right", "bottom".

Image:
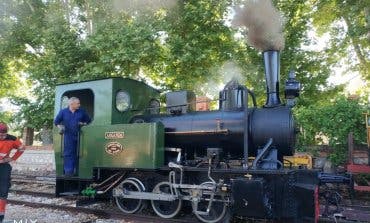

{"left": 165, "top": 129, "right": 229, "bottom": 135}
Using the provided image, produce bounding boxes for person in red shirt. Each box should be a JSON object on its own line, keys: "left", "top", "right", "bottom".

{"left": 0, "top": 122, "right": 25, "bottom": 223}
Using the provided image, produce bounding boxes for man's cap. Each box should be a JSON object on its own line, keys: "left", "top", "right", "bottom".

{"left": 0, "top": 123, "right": 8, "bottom": 133}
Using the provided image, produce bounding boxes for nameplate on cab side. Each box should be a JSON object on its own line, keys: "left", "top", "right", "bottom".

{"left": 105, "top": 132, "right": 124, "bottom": 139}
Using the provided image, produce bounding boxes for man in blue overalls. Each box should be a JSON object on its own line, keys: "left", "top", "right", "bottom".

{"left": 54, "top": 97, "right": 91, "bottom": 176}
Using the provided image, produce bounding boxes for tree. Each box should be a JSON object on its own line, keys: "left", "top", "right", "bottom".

{"left": 1, "top": 0, "right": 240, "bottom": 129}
{"left": 79, "top": 13, "right": 165, "bottom": 80}
{"left": 0, "top": 62, "right": 19, "bottom": 98}
{"left": 296, "top": 96, "right": 367, "bottom": 165}
{"left": 311, "top": 0, "right": 370, "bottom": 80}
{"left": 153, "top": 0, "right": 237, "bottom": 90}
{"left": 0, "top": 110, "right": 12, "bottom": 124}
{"left": 230, "top": 0, "right": 342, "bottom": 107}
{"left": 0, "top": 0, "right": 29, "bottom": 98}
{"left": 0, "top": 0, "right": 350, "bottom": 132}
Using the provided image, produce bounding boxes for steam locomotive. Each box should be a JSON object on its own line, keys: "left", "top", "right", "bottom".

{"left": 54, "top": 50, "right": 327, "bottom": 222}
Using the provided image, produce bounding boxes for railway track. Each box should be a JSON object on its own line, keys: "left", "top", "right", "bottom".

{"left": 7, "top": 189, "right": 194, "bottom": 223}
{"left": 9, "top": 189, "right": 370, "bottom": 223}
{"left": 7, "top": 199, "right": 195, "bottom": 223}
{"left": 8, "top": 174, "right": 370, "bottom": 223}
{"left": 11, "top": 173, "right": 56, "bottom": 178}
{"left": 11, "top": 174, "right": 56, "bottom": 185}
{"left": 9, "top": 189, "right": 56, "bottom": 198}
{"left": 9, "top": 196, "right": 368, "bottom": 223}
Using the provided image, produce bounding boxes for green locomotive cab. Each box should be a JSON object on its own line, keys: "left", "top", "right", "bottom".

{"left": 54, "top": 78, "right": 161, "bottom": 126}
{"left": 54, "top": 78, "right": 163, "bottom": 193}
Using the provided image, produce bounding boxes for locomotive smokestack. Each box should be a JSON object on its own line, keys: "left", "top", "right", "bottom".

{"left": 263, "top": 50, "right": 281, "bottom": 107}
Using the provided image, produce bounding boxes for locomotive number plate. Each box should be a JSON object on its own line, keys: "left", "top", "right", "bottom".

{"left": 105, "top": 132, "right": 125, "bottom": 139}
{"left": 105, "top": 142, "right": 124, "bottom": 155}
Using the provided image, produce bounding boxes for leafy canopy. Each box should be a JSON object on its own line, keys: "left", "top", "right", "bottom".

{"left": 0, "top": 0, "right": 361, "bottom": 157}
{"left": 296, "top": 96, "right": 367, "bottom": 165}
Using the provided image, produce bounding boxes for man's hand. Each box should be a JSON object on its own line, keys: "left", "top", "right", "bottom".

{"left": 0, "top": 157, "right": 12, "bottom": 163}
{"left": 57, "top": 125, "right": 65, "bottom": 135}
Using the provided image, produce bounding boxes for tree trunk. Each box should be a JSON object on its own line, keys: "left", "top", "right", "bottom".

{"left": 365, "top": 7, "right": 370, "bottom": 41}
{"left": 342, "top": 15, "right": 369, "bottom": 77}
{"left": 22, "top": 127, "right": 34, "bottom": 146}
{"left": 85, "top": 1, "right": 93, "bottom": 35}
{"left": 40, "top": 126, "right": 53, "bottom": 145}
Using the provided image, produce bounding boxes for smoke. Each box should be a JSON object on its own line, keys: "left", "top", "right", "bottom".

{"left": 219, "top": 61, "right": 246, "bottom": 84}
{"left": 233, "top": 0, "right": 285, "bottom": 51}
{"left": 199, "top": 61, "right": 246, "bottom": 99}
{"left": 112, "top": 0, "right": 178, "bottom": 13}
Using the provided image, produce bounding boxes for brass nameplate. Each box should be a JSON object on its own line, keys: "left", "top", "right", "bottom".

{"left": 105, "top": 142, "right": 123, "bottom": 155}
{"left": 105, "top": 132, "right": 124, "bottom": 139}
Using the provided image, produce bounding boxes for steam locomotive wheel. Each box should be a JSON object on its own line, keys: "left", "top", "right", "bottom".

{"left": 115, "top": 177, "right": 145, "bottom": 214}
{"left": 193, "top": 182, "right": 227, "bottom": 223}
{"left": 151, "top": 181, "right": 182, "bottom": 218}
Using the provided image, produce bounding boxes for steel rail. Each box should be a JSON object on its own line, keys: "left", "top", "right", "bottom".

{"left": 11, "top": 178, "right": 56, "bottom": 185}
{"left": 7, "top": 199, "right": 194, "bottom": 223}
{"left": 11, "top": 174, "right": 56, "bottom": 185}
{"left": 9, "top": 189, "right": 56, "bottom": 198}
{"left": 7, "top": 194, "right": 370, "bottom": 223}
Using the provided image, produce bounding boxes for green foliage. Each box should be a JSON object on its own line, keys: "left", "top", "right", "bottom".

{"left": 295, "top": 96, "right": 367, "bottom": 165}
{"left": 157, "top": 0, "right": 236, "bottom": 90}
{"left": 10, "top": 95, "right": 54, "bottom": 130}
{"left": 80, "top": 13, "right": 164, "bottom": 79}
{"left": 232, "top": 0, "right": 342, "bottom": 107}
{"left": 0, "top": 0, "right": 357, "bottom": 133}
{"left": 0, "top": 0, "right": 240, "bottom": 129}
{"left": 0, "top": 0, "right": 26, "bottom": 98}
{"left": 1, "top": 0, "right": 89, "bottom": 129}
{"left": 311, "top": 0, "right": 370, "bottom": 80}
{"left": 0, "top": 61, "right": 19, "bottom": 97}
{"left": 0, "top": 110, "right": 12, "bottom": 124}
